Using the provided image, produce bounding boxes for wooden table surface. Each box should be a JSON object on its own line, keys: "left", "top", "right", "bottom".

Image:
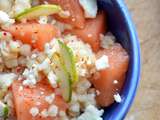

{"left": 124, "top": 0, "right": 160, "bottom": 120}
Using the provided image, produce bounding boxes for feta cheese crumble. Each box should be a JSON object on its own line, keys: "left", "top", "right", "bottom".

{"left": 100, "top": 33, "right": 115, "bottom": 49}
{"left": 95, "top": 55, "right": 109, "bottom": 70}
{"left": 30, "top": 107, "right": 39, "bottom": 117}
{"left": 114, "top": 93, "right": 122, "bottom": 103}
{"left": 76, "top": 79, "right": 91, "bottom": 94}
{"left": 12, "top": 0, "right": 31, "bottom": 15}
{"left": 0, "top": 73, "right": 17, "bottom": 88}
{"left": 78, "top": 93, "right": 96, "bottom": 107}
{"left": 77, "top": 105, "right": 104, "bottom": 120}
{"left": 38, "top": 16, "right": 48, "bottom": 24}
{"left": 38, "top": 58, "right": 51, "bottom": 74}
{"left": 69, "top": 102, "right": 80, "bottom": 113}
{"left": 22, "top": 68, "right": 38, "bottom": 86}
{"left": 48, "top": 105, "right": 58, "bottom": 117}
{"left": 45, "top": 94, "right": 55, "bottom": 104}
{"left": 47, "top": 71, "right": 57, "bottom": 88}
{"left": 79, "top": 0, "right": 98, "bottom": 18}
{"left": 0, "top": 11, "right": 14, "bottom": 25}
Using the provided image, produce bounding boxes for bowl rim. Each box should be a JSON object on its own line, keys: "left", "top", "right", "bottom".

{"left": 108, "top": 0, "right": 141, "bottom": 120}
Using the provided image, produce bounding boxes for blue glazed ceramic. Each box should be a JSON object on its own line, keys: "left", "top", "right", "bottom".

{"left": 98, "top": 0, "right": 141, "bottom": 120}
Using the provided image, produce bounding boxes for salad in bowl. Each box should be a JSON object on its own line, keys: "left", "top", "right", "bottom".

{"left": 0, "top": 0, "right": 129, "bottom": 120}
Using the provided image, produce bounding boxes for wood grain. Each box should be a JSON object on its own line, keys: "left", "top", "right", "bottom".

{"left": 124, "top": 0, "right": 160, "bottom": 120}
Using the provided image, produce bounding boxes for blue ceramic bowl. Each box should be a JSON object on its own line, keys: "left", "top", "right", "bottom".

{"left": 98, "top": 0, "right": 141, "bottom": 120}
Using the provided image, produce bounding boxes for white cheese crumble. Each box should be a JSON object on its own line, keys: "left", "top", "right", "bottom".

{"left": 100, "top": 33, "right": 115, "bottom": 49}
{"left": 0, "top": 73, "right": 17, "bottom": 88}
{"left": 79, "top": 0, "right": 97, "bottom": 18}
{"left": 77, "top": 105, "right": 104, "bottom": 120}
{"left": 69, "top": 102, "right": 80, "bottom": 113}
{"left": 47, "top": 71, "right": 57, "bottom": 88}
{"left": 30, "top": 107, "right": 39, "bottom": 117}
{"left": 114, "top": 93, "right": 122, "bottom": 103}
{"left": 76, "top": 80, "right": 91, "bottom": 94}
{"left": 38, "top": 16, "right": 48, "bottom": 24}
{"left": 45, "top": 94, "right": 55, "bottom": 104}
{"left": 12, "top": 0, "right": 31, "bottom": 15}
{"left": 48, "top": 105, "right": 58, "bottom": 117}
{"left": 65, "top": 35, "right": 96, "bottom": 77}
{"left": 31, "top": 54, "right": 37, "bottom": 59}
{"left": 22, "top": 78, "right": 36, "bottom": 86}
{"left": 44, "top": 42, "right": 56, "bottom": 59}
{"left": 22, "top": 68, "right": 38, "bottom": 86}
{"left": 38, "top": 58, "right": 51, "bottom": 74}
{"left": 95, "top": 55, "right": 109, "bottom": 70}
{"left": 78, "top": 93, "right": 96, "bottom": 107}
{"left": 0, "top": 11, "right": 15, "bottom": 25}
{"left": 59, "top": 110, "right": 66, "bottom": 117}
